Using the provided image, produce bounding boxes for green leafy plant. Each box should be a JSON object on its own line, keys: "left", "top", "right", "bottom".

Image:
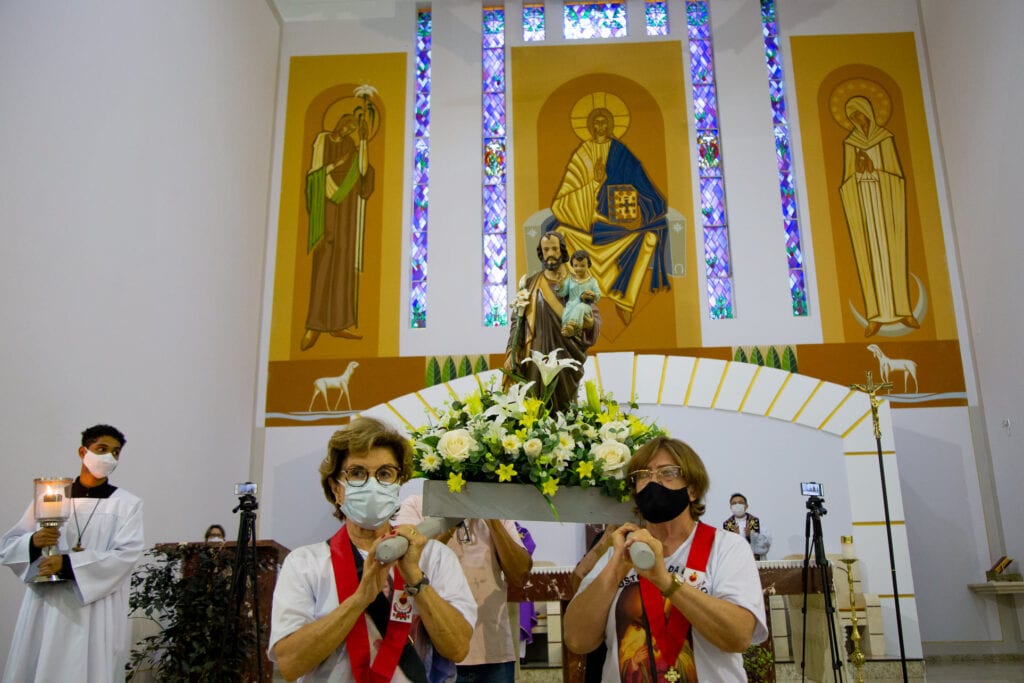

{"left": 127, "top": 544, "right": 269, "bottom": 682}
{"left": 742, "top": 642, "right": 775, "bottom": 683}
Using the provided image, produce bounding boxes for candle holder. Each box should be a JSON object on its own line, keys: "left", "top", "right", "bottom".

{"left": 838, "top": 534, "right": 866, "bottom": 683}
{"left": 32, "top": 477, "right": 73, "bottom": 583}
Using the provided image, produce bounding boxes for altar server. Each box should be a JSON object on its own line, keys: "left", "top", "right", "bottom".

{"left": 1, "top": 424, "right": 145, "bottom": 682}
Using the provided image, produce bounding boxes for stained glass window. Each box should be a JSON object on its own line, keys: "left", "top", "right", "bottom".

{"left": 482, "top": 7, "right": 508, "bottom": 326}
{"left": 564, "top": 2, "right": 627, "bottom": 40}
{"left": 523, "top": 3, "right": 545, "bottom": 42}
{"left": 761, "top": 0, "right": 808, "bottom": 316}
{"left": 687, "top": 1, "right": 734, "bottom": 319}
{"left": 645, "top": 1, "right": 669, "bottom": 36}
{"left": 409, "top": 9, "right": 431, "bottom": 328}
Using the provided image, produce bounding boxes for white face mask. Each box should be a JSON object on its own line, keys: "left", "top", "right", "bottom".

{"left": 83, "top": 449, "right": 118, "bottom": 479}
{"left": 338, "top": 479, "right": 400, "bottom": 530}
{"left": 731, "top": 503, "right": 747, "bottom": 518}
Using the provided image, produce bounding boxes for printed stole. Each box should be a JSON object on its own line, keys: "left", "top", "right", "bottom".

{"left": 330, "top": 526, "right": 414, "bottom": 683}
{"left": 639, "top": 522, "right": 716, "bottom": 678}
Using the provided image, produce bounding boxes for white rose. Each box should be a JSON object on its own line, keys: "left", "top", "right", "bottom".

{"left": 437, "top": 429, "right": 476, "bottom": 462}
{"left": 592, "top": 439, "right": 630, "bottom": 479}
{"left": 524, "top": 438, "right": 543, "bottom": 458}
{"left": 600, "top": 420, "right": 630, "bottom": 443}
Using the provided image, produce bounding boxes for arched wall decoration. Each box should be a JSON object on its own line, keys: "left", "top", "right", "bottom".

{"left": 359, "top": 352, "right": 922, "bottom": 658}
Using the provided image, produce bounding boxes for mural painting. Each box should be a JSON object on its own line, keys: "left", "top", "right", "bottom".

{"left": 266, "top": 54, "right": 406, "bottom": 425}
{"left": 511, "top": 42, "right": 700, "bottom": 351}
{"left": 792, "top": 32, "right": 964, "bottom": 405}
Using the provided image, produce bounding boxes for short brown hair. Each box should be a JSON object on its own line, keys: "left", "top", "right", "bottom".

{"left": 626, "top": 436, "right": 709, "bottom": 520}
{"left": 319, "top": 416, "right": 412, "bottom": 519}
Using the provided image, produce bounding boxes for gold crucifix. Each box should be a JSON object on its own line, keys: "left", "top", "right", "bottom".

{"left": 851, "top": 371, "right": 892, "bottom": 439}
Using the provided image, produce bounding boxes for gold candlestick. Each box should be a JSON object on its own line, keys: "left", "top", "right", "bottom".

{"left": 838, "top": 535, "right": 866, "bottom": 683}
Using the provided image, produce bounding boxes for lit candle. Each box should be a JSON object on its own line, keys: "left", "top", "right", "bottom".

{"left": 39, "top": 491, "right": 64, "bottom": 520}
{"left": 841, "top": 534, "right": 855, "bottom": 560}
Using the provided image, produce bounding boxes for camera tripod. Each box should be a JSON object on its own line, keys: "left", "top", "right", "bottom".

{"left": 800, "top": 495, "right": 844, "bottom": 683}
{"left": 230, "top": 493, "right": 262, "bottom": 681}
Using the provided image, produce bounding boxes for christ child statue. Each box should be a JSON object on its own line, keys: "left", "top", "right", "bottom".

{"left": 558, "top": 250, "right": 601, "bottom": 338}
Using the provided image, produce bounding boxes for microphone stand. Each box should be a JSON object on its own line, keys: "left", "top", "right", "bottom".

{"left": 850, "top": 372, "right": 908, "bottom": 682}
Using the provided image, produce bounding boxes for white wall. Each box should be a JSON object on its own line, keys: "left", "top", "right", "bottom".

{"left": 919, "top": 0, "right": 1024, "bottom": 577}
{"left": 0, "top": 0, "right": 281, "bottom": 670}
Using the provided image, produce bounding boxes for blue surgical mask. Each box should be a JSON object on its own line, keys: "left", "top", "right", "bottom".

{"left": 338, "top": 479, "right": 400, "bottom": 530}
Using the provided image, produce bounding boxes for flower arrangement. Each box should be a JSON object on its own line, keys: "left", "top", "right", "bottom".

{"left": 408, "top": 350, "right": 667, "bottom": 507}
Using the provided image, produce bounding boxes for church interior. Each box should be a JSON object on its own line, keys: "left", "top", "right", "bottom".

{"left": 1, "top": 0, "right": 1021, "bottom": 679}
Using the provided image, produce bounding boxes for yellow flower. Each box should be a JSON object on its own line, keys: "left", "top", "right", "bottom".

{"left": 541, "top": 477, "right": 559, "bottom": 497}
{"left": 496, "top": 463, "right": 517, "bottom": 482}
{"left": 576, "top": 460, "right": 595, "bottom": 479}
{"left": 447, "top": 472, "right": 466, "bottom": 493}
{"left": 628, "top": 414, "right": 648, "bottom": 437}
{"left": 465, "top": 391, "right": 484, "bottom": 415}
{"left": 521, "top": 397, "right": 543, "bottom": 428}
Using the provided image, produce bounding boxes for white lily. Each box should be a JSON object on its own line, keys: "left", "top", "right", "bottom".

{"left": 482, "top": 380, "right": 536, "bottom": 424}
{"left": 522, "top": 349, "right": 581, "bottom": 387}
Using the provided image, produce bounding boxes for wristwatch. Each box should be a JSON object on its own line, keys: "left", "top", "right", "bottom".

{"left": 405, "top": 575, "right": 430, "bottom": 596}
{"left": 662, "top": 572, "right": 684, "bottom": 597}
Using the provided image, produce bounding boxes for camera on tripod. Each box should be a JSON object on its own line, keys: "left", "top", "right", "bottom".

{"left": 801, "top": 481, "right": 826, "bottom": 514}
{"left": 234, "top": 482, "right": 257, "bottom": 497}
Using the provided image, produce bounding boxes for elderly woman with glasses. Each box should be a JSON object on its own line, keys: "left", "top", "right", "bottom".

{"left": 564, "top": 436, "right": 767, "bottom": 681}
{"left": 269, "top": 417, "right": 476, "bottom": 682}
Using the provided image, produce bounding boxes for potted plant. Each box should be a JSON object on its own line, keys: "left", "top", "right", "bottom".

{"left": 127, "top": 543, "right": 270, "bottom": 682}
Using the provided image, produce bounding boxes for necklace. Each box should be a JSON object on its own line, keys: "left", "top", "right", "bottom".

{"left": 71, "top": 498, "right": 101, "bottom": 552}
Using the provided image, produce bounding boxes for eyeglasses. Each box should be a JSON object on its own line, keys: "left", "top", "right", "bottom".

{"left": 337, "top": 465, "right": 401, "bottom": 487}
{"left": 628, "top": 465, "right": 684, "bottom": 487}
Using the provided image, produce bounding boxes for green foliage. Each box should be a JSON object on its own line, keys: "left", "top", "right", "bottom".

{"left": 734, "top": 347, "right": 748, "bottom": 363}
{"left": 458, "top": 356, "right": 473, "bottom": 377}
{"left": 474, "top": 355, "right": 489, "bottom": 374}
{"left": 127, "top": 545, "right": 269, "bottom": 682}
{"left": 750, "top": 347, "right": 765, "bottom": 366}
{"left": 425, "top": 358, "right": 441, "bottom": 387}
{"left": 742, "top": 642, "right": 775, "bottom": 683}
{"left": 767, "top": 346, "right": 781, "bottom": 369}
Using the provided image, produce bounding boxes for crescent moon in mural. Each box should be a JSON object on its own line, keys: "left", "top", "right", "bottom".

{"left": 848, "top": 273, "right": 928, "bottom": 338}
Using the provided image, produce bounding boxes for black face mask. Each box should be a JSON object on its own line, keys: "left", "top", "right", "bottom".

{"left": 635, "top": 482, "right": 690, "bottom": 523}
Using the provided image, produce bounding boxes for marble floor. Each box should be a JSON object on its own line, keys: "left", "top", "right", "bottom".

{"left": 519, "top": 656, "right": 1024, "bottom": 682}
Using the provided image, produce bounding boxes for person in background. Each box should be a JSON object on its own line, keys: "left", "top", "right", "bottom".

{"left": 722, "top": 492, "right": 764, "bottom": 559}
{"left": 564, "top": 436, "right": 766, "bottom": 681}
{"left": 1, "top": 424, "right": 145, "bottom": 682}
{"left": 513, "top": 522, "right": 538, "bottom": 660}
{"left": 269, "top": 417, "right": 476, "bottom": 682}
{"left": 395, "top": 498, "right": 532, "bottom": 683}
{"left": 205, "top": 524, "right": 226, "bottom": 543}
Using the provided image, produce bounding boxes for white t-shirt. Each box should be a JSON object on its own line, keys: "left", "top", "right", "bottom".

{"left": 268, "top": 537, "right": 477, "bottom": 682}
{"left": 576, "top": 524, "right": 768, "bottom": 682}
